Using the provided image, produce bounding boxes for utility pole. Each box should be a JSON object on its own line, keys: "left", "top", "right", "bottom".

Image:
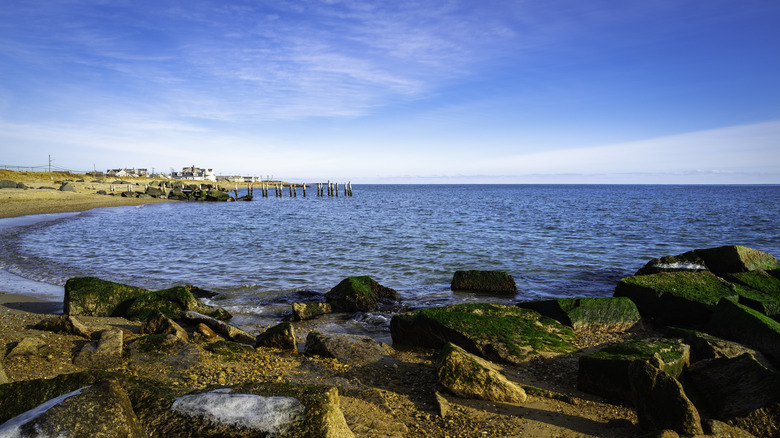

{"left": 48, "top": 155, "right": 51, "bottom": 173}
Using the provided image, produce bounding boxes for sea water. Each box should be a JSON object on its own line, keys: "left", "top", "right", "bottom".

{"left": 1, "top": 185, "right": 778, "bottom": 336}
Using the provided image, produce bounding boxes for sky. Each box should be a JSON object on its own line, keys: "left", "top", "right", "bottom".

{"left": 1, "top": 1, "right": 779, "bottom": 184}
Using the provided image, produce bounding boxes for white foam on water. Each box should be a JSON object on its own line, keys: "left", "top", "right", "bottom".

{"left": 651, "top": 262, "right": 707, "bottom": 270}
{"left": 170, "top": 390, "right": 304, "bottom": 435}
{"left": 0, "top": 387, "right": 87, "bottom": 438}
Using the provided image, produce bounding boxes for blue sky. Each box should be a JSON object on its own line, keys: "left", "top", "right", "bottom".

{"left": 1, "top": 1, "right": 779, "bottom": 183}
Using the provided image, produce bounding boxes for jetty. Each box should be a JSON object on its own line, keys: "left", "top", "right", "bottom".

{"left": 223, "top": 181, "right": 353, "bottom": 200}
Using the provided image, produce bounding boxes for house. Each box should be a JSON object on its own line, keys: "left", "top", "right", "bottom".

{"left": 106, "top": 168, "right": 148, "bottom": 177}
{"left": 170, "top": 166, "right": 217, "bottom": 182}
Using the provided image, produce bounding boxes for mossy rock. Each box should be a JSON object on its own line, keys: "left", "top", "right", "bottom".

{"left": 665, "top": 326, "right": 773, "bottom": 368}
{"left": 255, "top": 321, "right": 297, "bottom": 352}
{"left": 65, "top": 277, "right": 150, "bottom": 317}
{"left": 124, "top": 286, "right": 202, "bottom": 320}
{"left": 168, "top": 188, "right": 188, "bottom": 200}
{"left": 710, "top": 299, "right": 780, "bottom": 367}
{"left": 724, "top": 271, "right": 780, "bottom": 321}
{"left": 614, "top": 271, "right": 745, "bottom": 326}
{"left": 206, "top": 340, "right": 256, "bottom": 361}
{"left": 390, "top": 303, "right": 576, "bottom": 365}
{"left": 436, "top": 342, "right": 526, "bottom": 403}
{"left": 695, "top": 245, "right": 780, "bottom": 276}
{"left": 577, "top": 338, "right": 690, "bottom": 403}
{"left": 205, "top": 189, "right": 232, "bottom": 202}
{"left": 325, "top": 276, "right": 399, "bottom": 312}
{"left": 634, "top": 250, "right": 709, "bottom": 276}
{"left": 517, "top": 297, "right": 640, "bottom": 333}
{"left": 450, "top": 270, "right": 517, "bottom": 294}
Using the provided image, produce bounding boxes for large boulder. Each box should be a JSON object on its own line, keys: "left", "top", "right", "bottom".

{"left": 0, "top": 379, "right": 145, "bottom": 438}
{"left": 205, "top": 189, "right": 232, "bottom": 202}
{"left": 664, "top": 327, "right": 773, "bottom": 368}
{"left": 628, "top": 358, "right": 703, "bottom": 435}
{"left": 516, "top": 297, "right": 640, "bottom": 333}
{"left": 0, "top": 180, "right": 17, "bottom": 189}
{"left": 141, "top": 312, "right": 189, "bottom": 341}
{"left": 255, "top": 321, "right": 297, "bottom": 352}
{"left": 710, "top": 299, "right": 780, "bottom": 366}
{"left": 6, "top": 337, "right": 52, "bottom": 358}
{"left": 577, "top": 338, "right": 690, "bottom": 403}
{"left": 725, "top": 270, "right": 780, "bottom": 320}
{"left": 687, "top": 353, "right": 780, "bottom": 437}
{"left": 614, "top": 271, "right": 746, "bottom": 325}
{"left": 58, "top": 182, "right": 76, "bottom": 192}
{"left": 436, "top": 342, "right": 526, "bottom": 403}
{"left": 304, "top": 331, "right": 394, "bottom": 367}
{"left": 325, "top": 276, "right": 399, "bottom": 312}
{"left": 391, "top": 303, "right": 576, "bottom": 365}
{"left": 450, "top": 270, "right": 517, "bottom": 294}
{"left": 124, "top": 286, "right": 229, "bottom": 321}
{"left": 695, "top": 245, "right": 780, "bottom": 276}
{"left": 74, "top": 329, "right": 124, "bottom": 368}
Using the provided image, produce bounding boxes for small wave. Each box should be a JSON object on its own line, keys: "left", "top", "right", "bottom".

{"left": 651, "top": 262, "right": 707, "bottom": 270}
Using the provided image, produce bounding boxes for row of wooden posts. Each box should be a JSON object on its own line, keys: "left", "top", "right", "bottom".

{"left": 233, "top": 181, "right": 353, "bottom": 199}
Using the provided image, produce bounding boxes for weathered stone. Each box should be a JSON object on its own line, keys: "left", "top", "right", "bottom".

{"left": 635, "top": 250, "right": 709, "bottom": 276}
{"left": 0, "top": 379, "right": 145, "bottom": 438}
{"left": 145, "top": 186, "right": 165, "bottom": 197}
{"left": 614, "top": 271, "right": 746, "bottom": 325}
{"left": 141, "top": 312, "right": 188, "bottom": 341}
{"left": 517, "top": 297, "right": 640, "bottom": 333}
{"left": 436, "top": 342, "right": 526, "bottom": 403}
{"left": 305, "top": 331, "right": 393, "bottom": 366}
{"left": 125, "top": 285, "right": 229, "bottom": 321}
{"left": 695, "top": 245, "right": 780, "bottom": 276}
{"left": 64, "top": 277, "right": 149, "bottom": 317}
{"left": 58, "top": 182, "right": 76, "bottom": 192}
{"left": 628, "top": 358, "right": 703, "bottom": 435}
{"left": 74, "top": 329, "right": 124, "bottom": 368}
{"left": 183, "top": 311, "right": 255, "bottom": 345}
{"left": 0, "top": 358, "right": 8, "bottom": 384}
{"left": 726, "top": 270, "right": 780, "bottom": 320}
{"left": 434, "top": 391, "right": 450, "bottom": 418}
{"left": 205, "top": 189, "right": 232, "bottom": 202}
{"left": 33, "top": 315, "right": 91, "bottom": 338}
{"left": 292, "top": 302, "right": 332, "bottom": 321}
{"left": 168, "top": 188, "right": 188, "bottom": 200}
{"left": 450, "top": 270, "right": 517, "bottom": 294}
{"left": 196, "top": 323, "right": 217, "bottom": 339}
{"left": 255, "top": 321, "right": 297, "bottom": 352}
{"left": 710, "top": 299, "right": 780, "bottom": 366}
{"left": 687, "top": 353, "right": 780, "bottom": 420}
{"left": 121, "top": 190, "right": 138, "bottom": 197}
{"left": 0, "top": 180, "right": 17, "bottom": 189}
{"left": 577, "top": 338, "right": 690, "bottom": 403}
{"left": 391, "top": 303, "right": 576, "bottom": 365}
{"left": 6, "top": 337, "right": 51, "bottom": 358}
{"left": 702, "top": 419, "right": 758, "bottom": 438}
{"left": 665, "top": 327, "right": 773, "bottom": 368}
{"left": 325, "top": 276, "right": 399, "bottom": 312}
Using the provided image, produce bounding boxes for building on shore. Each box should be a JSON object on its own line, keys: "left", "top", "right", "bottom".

{"left": 107, "top": 168, "right": 148, "bottom": 177}
{"left": 170, "top": 166, "right": 217, "bottom": 182}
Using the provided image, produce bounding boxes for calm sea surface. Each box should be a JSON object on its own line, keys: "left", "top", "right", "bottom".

{"left": 1, "top": 185, "right": 778, "bottom": 335}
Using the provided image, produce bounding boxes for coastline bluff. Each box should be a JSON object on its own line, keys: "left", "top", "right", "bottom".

{"left": 2, "top": 246, "right": 780, "bottom": 436}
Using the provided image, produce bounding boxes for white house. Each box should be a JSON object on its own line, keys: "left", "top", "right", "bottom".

{"left": 170, "top": 166, "right": 217, "bottom": 182}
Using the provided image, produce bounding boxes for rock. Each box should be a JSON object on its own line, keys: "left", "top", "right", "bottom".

{"left": 56, "top": 182, "right": 75, "bottom": 192}
{"left": 628, "top": 358, "right": 703, "bottom": 435}
{"left": 168, "top": 188, "right": 188, "bottom": 200}
{"left": 516, "top": 296, "right": 641, "bottom": 333}
{"left": 450, "top": 270, "right": 517, "bottom": 294}
{"left": 141, "top": 312, "right": 189, "bottom": 341}
{"left": 145, "top": 186, "right": 166, "bottom": 197}
{"left": 183, "top": 311, "right": 255, "bottom": 345}
{"left": 196, "top": 323, "right": 217, "bottom": 339}
{"left": 15, "top": 182, "right": 28, "bottom": 189}
{"left": 33, "top": 315, "right": 91, "bottom": 338}
{"left": 391, "top": 303, "right": 576, "bottom": 365}
{"left": 702, "top": 419, "right": 758, "bottom": 438}
{"left": 205, "top": 189, "right": 232, "bottom": 201}
{"left": 125, "top": 285, "right": 230, "bottom": 321}
{"left": 0, "top": 180, "right": 17, "bottom": 188}
{"left": 64, "top": 276, "right": 149, "bottom": 317}
{"left": 96, "top": 189, "right": 108, "bottom": 195}
{"left": 291, "top": 302, "right": 332, "bottom": 321}
{"left": 6, "top": 337, "right": 51, "bottom": 358}
{"left": 255, "top": 321, "right": 297, "bottom": 352}
{"left": 186, "top": 285, "right": 219, "bottom": 299}
{"left": 325, "top": 276, "right": 399, "bottom": 312}
{"left": 74, "top": 329, "right": 124, "bottom": 368}
{"left": 305, "top": 331, "right": 394, "bottom": 366}
{"left": 614, "top": 271, "right": 746, "bottom": 326}
{"left": 687, "top": 353, "right": 780, "bottom": 420}
{"left": 664, "top": 327, "right": 773, "bottom": 368}
{"left": 121, "top": 190, "right": 138, "bottom": 197}
{"left": 635, "top": 250, "right": 709, "bottom": 276}
{"left": 434, "top": 391, "right": 450, "bottom": 418}
{"left": 577, "top": 338, "right": 690, "bottom": 403}
{"left": 710, "top": 299, "right": 780, "bottom": 366}
{"left": 436, "top": 342, "right": 527, "bottom": 403}
{"left": 725, "top": 270, "right": 780, "bottom": 320}
{"left": 0, "top": 379, "right": 145, "bottom": 438}
{"left": 695, "top": 245, "right": 780, "bottom": 276}
{"left": 0, "top": 358, "right": 8, "bottom": 384}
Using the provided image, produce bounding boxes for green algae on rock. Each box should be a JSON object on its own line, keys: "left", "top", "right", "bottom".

{"left": 517, "top": 297, "right": 640, "bottom": 333}
{"left": 325, "top": 276, "right": 399, "bottom": 312}
{"left": 436, "top": 342, "right": 526, "bottom": 404}
{"left": 450, "top": 270, "right": 517, "bottom": 294}
{"left": 390, "top": 303, "right": 576, "bottom": 365}
{"left": 710, "top": 299, "right": 780, "bottom": 367}
{"left": 577, "top": 338, "right": 690, "bottom": 403}
{"left": 695, "top": 245, "right": 780, "bottom": 276}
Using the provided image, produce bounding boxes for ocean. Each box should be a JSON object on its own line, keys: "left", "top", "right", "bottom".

{"left": 1, "top": 184, "right": 778, "bottom": 338}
